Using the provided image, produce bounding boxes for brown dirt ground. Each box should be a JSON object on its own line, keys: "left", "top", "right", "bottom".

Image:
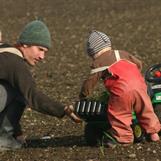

{"left": 1, "top": 0, "right": 161, "bottom": 160}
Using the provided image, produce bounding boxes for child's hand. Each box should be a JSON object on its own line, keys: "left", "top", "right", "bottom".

{"left": 64, "top": 105, "right": 82, "bottom": 123}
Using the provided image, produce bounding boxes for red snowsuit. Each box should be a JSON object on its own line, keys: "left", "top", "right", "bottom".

{"left": 80, "top": 50, "right": 161, "bottom": 143}
{"left": 104, "top": 53, "right": 160, "bottom": 143}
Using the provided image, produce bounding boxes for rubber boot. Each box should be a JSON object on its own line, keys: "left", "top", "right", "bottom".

{"left": 0, "top": 101, "right": 26, "bottom": 151}
{"left": 0, "top": 115, "right": 22, "bottom": 151}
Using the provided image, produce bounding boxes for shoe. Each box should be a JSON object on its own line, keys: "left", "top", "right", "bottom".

{"left": 150, "top": 133, "right": 160, "bottom": 142}
{"left": 0, "top": 134, "right": 22, "bottom": 151}
{"left": 106, "top": 139, "right": 117, "bottom": 149}
{"left": 102, "top": 132, "right": 117, "bottom": 149}
{"left": 15, "top": 135, "right": 26, "bottom": 145}
{"left": 64, "top": 105, "right": 82, "bottom": 123}
{"left": 103, "top": 131, "right": 132, "bottom": 148}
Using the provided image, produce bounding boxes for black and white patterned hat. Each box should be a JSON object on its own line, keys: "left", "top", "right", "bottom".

{"left": 86, "top": 30, "right": 111, "bottom": 56}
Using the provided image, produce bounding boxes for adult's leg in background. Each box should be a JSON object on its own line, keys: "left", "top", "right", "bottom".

{"left": 0, "top": 81, "right": 26, "bottom": 150}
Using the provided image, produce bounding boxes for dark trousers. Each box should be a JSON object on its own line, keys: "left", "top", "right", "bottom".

{"left": 0, "top": 81, "right": 26, "bottom": 137}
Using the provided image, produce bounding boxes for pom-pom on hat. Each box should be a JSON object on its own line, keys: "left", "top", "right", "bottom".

{"left": 86, "top": 30, "right": 111, "bottom": 56}
{"left": 17, "top": 20, "right": 51, "bottom": 49}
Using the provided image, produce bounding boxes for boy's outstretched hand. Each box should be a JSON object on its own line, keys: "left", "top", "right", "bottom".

{"left": 64, "top": 105, "right": 82, "bottom": 123}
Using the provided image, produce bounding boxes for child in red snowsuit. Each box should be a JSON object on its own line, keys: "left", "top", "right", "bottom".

{"left": 79, "top": 30, "right": 161, "bottom": 145}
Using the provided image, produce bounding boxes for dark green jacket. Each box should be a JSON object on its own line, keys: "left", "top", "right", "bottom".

{"left": 0, "top": 43, "right": 65, "bottom": 118}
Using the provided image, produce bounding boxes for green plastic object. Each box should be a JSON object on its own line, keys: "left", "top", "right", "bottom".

{"left": 152, "top": 92, "right": 161, "bottom": 103}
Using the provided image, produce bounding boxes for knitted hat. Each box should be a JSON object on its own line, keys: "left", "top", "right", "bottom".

{"left": 17, "top": 20, "right": 51, "bottom": 49}
{"left": 86, "top": 30, "right": 111, "bottom": 56}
